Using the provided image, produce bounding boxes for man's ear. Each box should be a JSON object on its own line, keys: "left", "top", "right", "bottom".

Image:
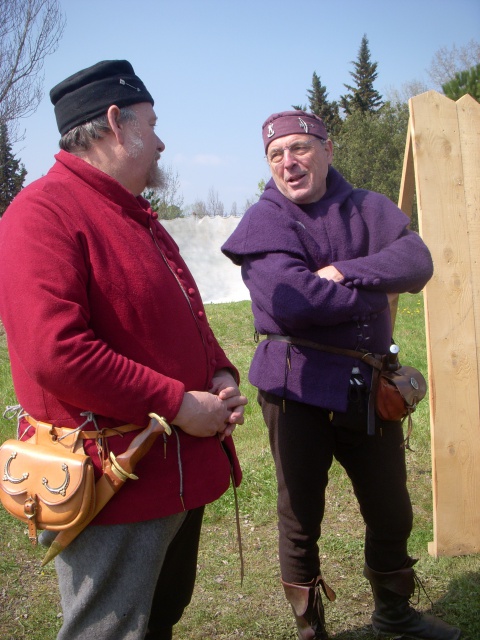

{"left": 106, "top": 105, "right": 124, "bottom": 143}
{"left": 326, "top": 139, "right": 334, "bottom": 165}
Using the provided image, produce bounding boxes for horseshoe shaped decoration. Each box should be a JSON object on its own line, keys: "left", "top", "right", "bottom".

{"left": 3, "top": 451, "right": 29, "bottom": 484}
{"left": 42, "top": 463, "right": 70, "bottom": 496}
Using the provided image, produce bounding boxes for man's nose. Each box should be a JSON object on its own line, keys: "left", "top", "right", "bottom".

{"left": 157, "top": 136, "right": 166, "bottom": 152}
{"left": 283, "top": 148, "right": 297, "bottom": 167}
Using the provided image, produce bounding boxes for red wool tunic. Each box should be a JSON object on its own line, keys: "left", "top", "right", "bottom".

{"left": 0, "top": 150, "right": 241, "bottom": 525}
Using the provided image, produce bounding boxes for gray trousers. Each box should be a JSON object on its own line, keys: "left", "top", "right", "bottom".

{"left": 42, "top": 508, "right": 204, "bottom": 640}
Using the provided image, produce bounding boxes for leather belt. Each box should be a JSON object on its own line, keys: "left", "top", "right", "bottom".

{"left": 264, "top": 334, "right": 383, "bottom": 370}
{"left": 26, "top": 415, "right": 142, "bottom": 439}
{"left": 263, "top": 334, "right": 384, "bottom": 435}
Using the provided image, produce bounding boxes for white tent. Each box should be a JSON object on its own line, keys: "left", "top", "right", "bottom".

{"left": 161, "top": 216, "right": 249, "bottom": 304}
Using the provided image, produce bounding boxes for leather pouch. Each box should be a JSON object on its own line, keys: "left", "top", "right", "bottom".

{"left": 375, "top": 365, "right": 427, "bottom": 422}
{"left": 0, "top": 420, "right": 95, "bottom": 544}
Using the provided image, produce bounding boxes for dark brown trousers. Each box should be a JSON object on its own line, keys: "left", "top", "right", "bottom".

{"left": 258, "top": 390, "right": 413, "bottom": 584}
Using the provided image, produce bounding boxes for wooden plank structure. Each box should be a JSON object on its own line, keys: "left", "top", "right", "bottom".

{"left": 398, "top": 90, "right": 480, "bottom": 557}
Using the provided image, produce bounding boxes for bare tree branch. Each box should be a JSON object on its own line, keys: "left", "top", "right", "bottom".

{"left": 207, "top": 187, "right": 224, "bottom": 217}
{"left": 427, "top": 39, "right": 480, "bottom": 90}
{"left": 0, "top": 0, "right": 66, "bottom": 141}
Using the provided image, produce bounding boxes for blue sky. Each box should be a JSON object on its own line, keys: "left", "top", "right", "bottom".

{"left": 12, "top": 0, "right": 480, "bottom": 213}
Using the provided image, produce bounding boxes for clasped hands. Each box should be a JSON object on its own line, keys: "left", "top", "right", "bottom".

{"left": 173, "top": 369, "right": 248, "bottom": 440}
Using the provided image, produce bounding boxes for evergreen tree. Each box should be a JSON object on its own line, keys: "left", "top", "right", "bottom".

{"left": 0, "top": 123, "right": 27, "bottom": 216}
{"left": 333, "top": 102, "right": 418, "bottom": 229}
{"left": 442, "top": 64, "right": 480, "bottom": 102}
{"left": 340, "top": 34, "right": 383, "bottom": 115}
{"left": 293, "top": 72, "right": 342, "bottom": 139}
{"left": 307, "top": 72, "right": 342, "bottom": 138}
{"left": 291, "top": 103, "right": 307, "bottom": 111}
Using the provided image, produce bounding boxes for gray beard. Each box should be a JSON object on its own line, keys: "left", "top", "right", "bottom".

{"left": 125, "top": 127, "right": 166, "bottom": 191}
{"left": 146, "top": 163, "right": 166, "bottom": 190}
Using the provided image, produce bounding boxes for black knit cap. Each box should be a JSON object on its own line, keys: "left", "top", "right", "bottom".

{"left": 50, "top": 59, "right": 154, "bottom": 135}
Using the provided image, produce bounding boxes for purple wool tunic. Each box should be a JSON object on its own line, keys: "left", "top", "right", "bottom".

{"left": 222, "top": 167, "right": 433, "bottom": 413}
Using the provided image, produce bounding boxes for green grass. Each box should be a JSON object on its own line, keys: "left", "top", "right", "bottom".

{"left": 0, "top": 296, "right": 479, "bottom": 640}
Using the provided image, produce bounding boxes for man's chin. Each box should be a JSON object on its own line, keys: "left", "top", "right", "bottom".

{"left": 283, "top": 185, "right": 310, "bottom": 204}
{"left": 283, "top": 181, "right": 323, "bottom": 205}
{"left": 146, "top": 165, "right": 166, "bottom": 190}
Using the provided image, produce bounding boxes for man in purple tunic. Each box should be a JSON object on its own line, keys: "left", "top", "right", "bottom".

{"left": 222, "top": 111, "right": 460, "bottom": 640}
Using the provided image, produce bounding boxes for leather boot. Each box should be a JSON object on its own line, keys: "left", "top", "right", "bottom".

{"left": 363, "top": 559, "right": 461, "bottom": 639}
{"left": 282, "top": 575, "right": 336, "bottom": 640}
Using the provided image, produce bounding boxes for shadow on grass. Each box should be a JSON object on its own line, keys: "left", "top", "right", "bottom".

{"left": 436, "top": 570, "right": 480, "bottom": 640}
{"left": 332, "top": 626, "right": 376, "bottom": 640}
{"left": 330, "top": 570, "right": 479, "bottom": 640}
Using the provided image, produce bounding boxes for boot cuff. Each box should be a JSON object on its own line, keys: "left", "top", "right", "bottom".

{"left": 363, "top": 563, "right": 415, "bottom": 597}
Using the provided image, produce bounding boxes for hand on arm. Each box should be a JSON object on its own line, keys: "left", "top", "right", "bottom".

{"left": 317, "top": 266, "right": 397, "bottom": 303}
{"left": 332, "top": 233, "right": 433, "bottom": 294}
{"left": 315, "top": 265, "right": 344, "bottom": 282}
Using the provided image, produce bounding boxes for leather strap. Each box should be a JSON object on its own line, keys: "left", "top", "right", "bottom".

{"left": 264, "top": 334, "right": 384, "bottom": 370}
{"left": 24, "top": 496, "right": 38, "bottom": 545}
{"left": 79, "top": 425, "right": 142, "bottom": 439}
{"left": 367, "top": 367, "right": 381, "bottom": 436}
{"left": 221, "top": 441, "right": 244, "bottom": 585}
{"left": 26, "top": 416, "right": 142, "bottom": 440}
{"left": 264, "top": 334, "right": 382, "bottom": 435}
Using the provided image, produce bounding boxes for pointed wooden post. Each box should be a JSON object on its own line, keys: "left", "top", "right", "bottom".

{"left": 398, "top": 91, "right": 480, "bottom": 557}
{"left": 391, "top": 122, "right": 417, "bottom": 329}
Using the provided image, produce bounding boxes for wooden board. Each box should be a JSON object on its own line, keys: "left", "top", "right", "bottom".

{"left": 457, "top": 95, "right": 480, "bottom": 385}
{"left": 406, "top": 91, "right": 480, "bottom": 556}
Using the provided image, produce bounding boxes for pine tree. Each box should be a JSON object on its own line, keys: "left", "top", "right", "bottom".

{"left": 307, "top": 72, "right": 342, "bottom": 138}
{"left": 340, "top": 34, "right": 383, "bottom": 115}
{"left": 293, "top": 72, "right": 342, "bottom": 139}
{"left": 442, "top": 64, "right": 480, "bottom": 102}
{"left": 306, "top": 72, "right": 329, "bottom": 115}
{"left": 333, "top": 102, "right": 410, "bottom": 215}
{"left": 0, "top": 123, "right": 27, "bottom": 216}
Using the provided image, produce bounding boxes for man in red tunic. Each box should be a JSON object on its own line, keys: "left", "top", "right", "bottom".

{"left": 0, "top": 59, "right": 247, "bottom": 640}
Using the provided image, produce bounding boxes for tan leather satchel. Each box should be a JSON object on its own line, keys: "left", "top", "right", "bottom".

{"left": 0, "top": 419, "right": 95, "bottom": 545}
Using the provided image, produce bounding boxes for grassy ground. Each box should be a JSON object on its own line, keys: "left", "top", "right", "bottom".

{"left": 1, "top": 296, "right": 479, "bottom": 639}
